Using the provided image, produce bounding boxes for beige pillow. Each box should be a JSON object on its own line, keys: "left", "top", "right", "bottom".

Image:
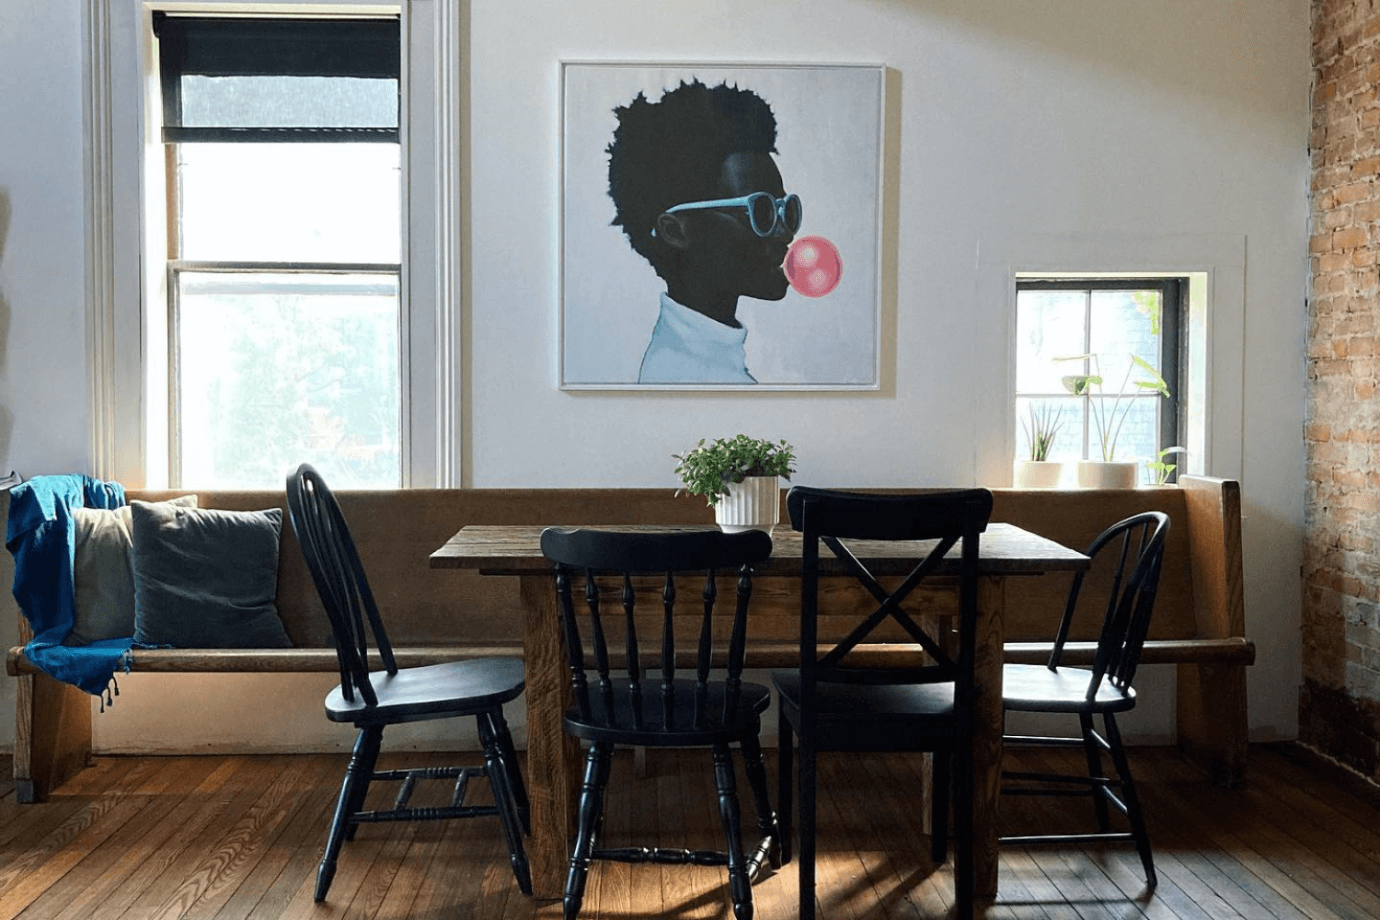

{"left": 66, "top": 495, "right": 198, "bottom": 645}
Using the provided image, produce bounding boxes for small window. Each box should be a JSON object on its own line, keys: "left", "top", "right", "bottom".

{"left": 155, "top": 14, "right": 402, "bottom": 489}
{"left": 1014, "top": 278, "right": 1183, "bottom": 483}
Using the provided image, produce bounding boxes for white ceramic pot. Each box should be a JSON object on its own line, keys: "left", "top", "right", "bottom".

{"left": 1075, "top": 460, "right": 1140, "bottom": 489}
{"left": 714, "top": 476, "right": 780, "bottom": 534}
{"left": 1012, "top": 460, "right": 1065, "bottom": 489}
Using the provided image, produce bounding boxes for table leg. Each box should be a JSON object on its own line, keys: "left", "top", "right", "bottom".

{"left": 519, "top": 576, "right": 580, "bottom": 900}
{"left": 972, "top": 577, "right": 1007, "bottom": 901}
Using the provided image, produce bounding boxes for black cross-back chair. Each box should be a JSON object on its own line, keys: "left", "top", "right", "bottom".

{"left": 286, "top": 463, "right": 531, "bottom": 903}
{"left": 772, "top": 485, "right": 994, "bottom": 920}
{"left": 540, "top": 526, "right": 779, "bottom": 920}
{"left": 1000, "top": 510, "right": 1170, "bottom": 889}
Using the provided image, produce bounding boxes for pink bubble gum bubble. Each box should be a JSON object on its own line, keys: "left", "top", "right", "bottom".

{"left": 783, "top": 235, "right": 842, "bottom": 298}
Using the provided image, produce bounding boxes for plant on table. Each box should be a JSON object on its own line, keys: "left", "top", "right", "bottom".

{"left": 673, "top": 434, "right": 796, "bottom": 506}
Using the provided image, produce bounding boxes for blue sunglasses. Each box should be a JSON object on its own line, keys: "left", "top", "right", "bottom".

{"left": 659, "top": 192, "right": 803, "bottom": 238}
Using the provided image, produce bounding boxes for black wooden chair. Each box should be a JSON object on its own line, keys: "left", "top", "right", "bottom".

{"left": 772, "top": 485, "right": 994, "bottom": 920}
{"left": 1000, "top": 510, "right": 1170, "bottom": 889}
{"left": 286, "top": 463, "right": 531, "bottom": 903}
{"left": 540, "top": 526, "right": 779, "bottom": 920}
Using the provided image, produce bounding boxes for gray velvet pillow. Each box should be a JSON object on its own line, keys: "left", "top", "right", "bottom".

{"left": 67, "top": 495, "right": 199, "bottom": 645}
{"left": 130, "top": 500, "right": 291, "bottom": 648}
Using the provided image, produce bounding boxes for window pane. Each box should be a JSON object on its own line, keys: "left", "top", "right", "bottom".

{"left": 176, "top": 270, "right": 400, "bottom": 488}
{"left": 1015, "top": 290, "right": 1086, "bottom": 392}
{"left": 1088, "top": 290, "right": 1161, "bottom": 395}
{"left": 179, "top": 75, "right": 397, "bottom": 128}
{"left": 177, "top": 143, "right": 400, "bottom": 262}
{"left": 1015, "top": 281, "right": 1177, "bottom": 468}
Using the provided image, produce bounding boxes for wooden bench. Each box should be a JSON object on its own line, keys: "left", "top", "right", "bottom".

{"left": 5, "top": 475, "right": 1252, "bottom": 802}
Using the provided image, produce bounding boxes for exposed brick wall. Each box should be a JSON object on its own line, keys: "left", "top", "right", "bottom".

{"left": 1306, "top": 0, "right": 1380, "bottom": 782}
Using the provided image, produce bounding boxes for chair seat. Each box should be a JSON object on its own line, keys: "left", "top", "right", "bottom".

{"left": 563, "top": 678, "right": 771, "bottom": 746}
{"left": 326, "top": 657, "right": 526, "bottom": 725}
{"left": 773, "top": 670, "right": 956, "bottom": 732}
{"left": 1002, "top": 663, "right": 1136, "bottom": 714}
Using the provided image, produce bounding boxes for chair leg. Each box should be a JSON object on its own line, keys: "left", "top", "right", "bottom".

{"left": 565, "top": 742, "right": 612, "bottom": 920}
{"left": 951, "top": 742, "right": 975, "bottom": 920}
{"left": 739, "top": 731, "right": 781, "bottom": 874}
{"left": 1103, "top": 714, "right": 1157, "bottom": 889}
{"left": 1079, "top": 711, "right": 1112, "bottom": 832}
{"left": 777, "top": 706, "right": 794, "bottom": 865}
{"left": 488, "top": 707, "right": 530, "bottom": 834}
{"left": 349, "top": 726, "right": 383, "bottom": 842}
{"left": 343, "top": 726, "right": 382, "bottom": 843}
{"left": 798, "top": 733, "right": 817, "bottom": 920}
{"left": 930, "top": 748, "right": 951, "bottom": 865}
{"left": 478, "top": 711, "right": 532, "bottom": 896}
{"left": 712, "top": 743, "right": 754, "bottom": 920}
{"left": 316, "top": 726, "right": 380, "bottom": 902}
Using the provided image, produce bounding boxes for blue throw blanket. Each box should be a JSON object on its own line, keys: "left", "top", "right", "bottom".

{"left": 7, "top": 474, "right": 128, "bottom": 696}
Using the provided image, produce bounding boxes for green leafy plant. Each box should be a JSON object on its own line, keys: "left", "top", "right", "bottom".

{"left": 673, "top": 434, "right": 796, "bottom": 506}
{"left": 1146, "top": 446, "right": 1187, "bottom": 485}
{"left": 1057, "top": 353, "right": 1171, "bottom": 462}
{"left": 1020, "top": 402, "right": 1065, "bottom": 462}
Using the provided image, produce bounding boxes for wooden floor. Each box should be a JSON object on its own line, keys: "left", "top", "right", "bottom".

{"left": 2, "top": 744, "right": 1379, "bottom": 919}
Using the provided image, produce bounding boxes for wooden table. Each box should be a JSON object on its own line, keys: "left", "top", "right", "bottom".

{"left": 431, "top": 523, "right": 1089, "bottom": 901}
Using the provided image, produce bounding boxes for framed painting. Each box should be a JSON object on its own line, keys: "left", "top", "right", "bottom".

{"left": 560, "top": 62, "right": 884, "bottom": 390}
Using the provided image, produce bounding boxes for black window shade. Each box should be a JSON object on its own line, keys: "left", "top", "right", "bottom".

{"left": 154, "top": 13, "right": 400, "bottom": 143}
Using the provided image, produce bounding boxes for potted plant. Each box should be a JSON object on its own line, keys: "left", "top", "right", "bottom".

{"left": 1013, "top": 402, "right": 1066, "bottom": 488}
{"left": 1146, "top": 446, "right": 1187, "bottom": 486}
{"left": 673, "top": 434, "right": 796, "bottom": 533}
{"left": 1057, "top": 353, "right": 1170, "bottom": 489}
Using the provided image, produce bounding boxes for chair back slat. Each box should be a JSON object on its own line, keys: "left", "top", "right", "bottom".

{"left": 661, "top": 573, "right": 676, "bottom": 727}
{"left": 541, "top": 528, "right": 772, "bottom": 735}
{"left": 555, "top": 567, "right": 593, "bottom": 722}
{"left": 724, "top": 565, "right": 754, "bottom": 718}
{"left": 286, "top": 464, "right": 395, "bottom": 709}
{"left": 787, "top": 486, "right": 993, "bottom": 690}
{"left": 1048, "top": 511, "right": 1170, "bottom": 698}
{"left": 588, "top": 574, "right": 616, "bottom": 720}
{"left": 624, "top": 575, "right": 643, "bottom": 729}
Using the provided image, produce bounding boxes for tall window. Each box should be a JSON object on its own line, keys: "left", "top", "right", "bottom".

{"left": 1014, "top": 278, "right": 1183, "bottom": 483}
{"left": 155, "top": 14, "right": 402, "bottom": 488}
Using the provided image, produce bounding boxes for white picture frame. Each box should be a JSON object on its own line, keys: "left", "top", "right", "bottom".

{"left": 560, "top": 61, "right": 884, "bottom": 390}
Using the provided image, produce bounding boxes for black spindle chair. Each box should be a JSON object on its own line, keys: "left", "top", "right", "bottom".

{"left": 1000, "top": 510, "right": 1170, "bottom": 889}
{"left": 286, "top": 463, "right": 531, "bottom": 903}
{"left": 540, "top": 526, "right": 779, "bottom": 920}
{"left": 772, "top": 486, "right": 993, "bottom": 920}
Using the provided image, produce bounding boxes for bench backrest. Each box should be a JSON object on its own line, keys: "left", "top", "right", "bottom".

{"left": 126, "top": 477, "right": 1240, "bottom": 649}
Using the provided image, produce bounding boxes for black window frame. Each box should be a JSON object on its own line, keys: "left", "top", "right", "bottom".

{"left": 1015, "top": 277, "right": 1185, "bottom": 478}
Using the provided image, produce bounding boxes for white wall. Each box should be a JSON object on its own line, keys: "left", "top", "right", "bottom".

{"left": 0, "top": 0, "right": 1311, "bottom": 754}
{"left": 0, "top": 0, "right": 94, "bottom": 754}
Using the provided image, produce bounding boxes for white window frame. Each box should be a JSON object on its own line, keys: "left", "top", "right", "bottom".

{"left": 83, "top": 0, "right": 461, "bottom": 488}
{"left": 971, "top": 232, "right": 1246, "bottom": 487}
